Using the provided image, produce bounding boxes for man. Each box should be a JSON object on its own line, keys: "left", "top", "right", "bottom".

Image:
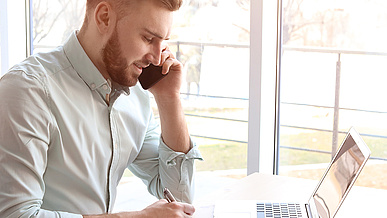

{"left": 0, "top": 0, "right": 202, "bottom": 217}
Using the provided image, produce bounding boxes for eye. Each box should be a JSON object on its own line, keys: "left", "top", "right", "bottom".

{"left": 143, "top": 36, "right": 153, "bottom": 43}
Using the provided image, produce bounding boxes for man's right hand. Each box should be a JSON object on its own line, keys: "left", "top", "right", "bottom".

{"left": 140, "top": 199, "right": 195, "bottom": 217}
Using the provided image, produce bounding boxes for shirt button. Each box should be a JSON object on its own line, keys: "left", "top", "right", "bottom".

{"left": 90, "top": 83, "right": 96, "bottom": 89}
{"left": 102, "top": 84, "right": 108, "bottom": 90}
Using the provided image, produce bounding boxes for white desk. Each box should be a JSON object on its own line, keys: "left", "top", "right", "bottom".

{"left": 194, "top": 173, "right": 386, "bottom": 217}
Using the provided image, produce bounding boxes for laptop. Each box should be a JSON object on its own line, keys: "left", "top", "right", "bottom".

{"left": 214, "top": 127, "right": 371, "bottom": 218}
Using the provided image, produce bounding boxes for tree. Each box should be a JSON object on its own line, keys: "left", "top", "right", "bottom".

{"left": 32, "top": 0, "right": 84, "bottom": 46}
{"left": 32, "top": 0, "right": 69, "bottom": 44}
{"left": 282, "top": 0, "right": 349, "bottom": 47}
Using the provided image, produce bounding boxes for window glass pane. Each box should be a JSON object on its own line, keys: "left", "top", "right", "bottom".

{"left": 278, "top": 0, "right": 387, "bottom": 190}
{"left": 167, "top": 0, "right": 250, "bottom": 179}
{"left": 32, "top": 0, "right": 84, "bottom": 53}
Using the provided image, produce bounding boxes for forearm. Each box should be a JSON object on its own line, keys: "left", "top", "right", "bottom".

{"left": 155, "top": 94, "right": 191, "bottom": 153}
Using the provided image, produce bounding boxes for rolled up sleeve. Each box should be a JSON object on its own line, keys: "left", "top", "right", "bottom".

{"left": 128, "top": 124, "right": 203, "bottom": 204}
{"left": 158, "top": 138, "right": 203, "bottom": 203}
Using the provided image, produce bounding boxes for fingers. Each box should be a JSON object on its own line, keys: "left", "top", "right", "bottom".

{"left": 183, "top": 203, "right": 196, "bottom": 216}
{"left": 169, "top": 202, "right": 195, "bottom": 217}
{"left": 161, "top": 45, "right": 173, "bottom": 61}
{"left": 159, "top": 44, "right": 172, "bottom": 67}
{"left": 161, "top": 57, "right": 180, "bottom": 75}
{"left": 159, "top": 45, "right": 182, "bottom": 75}
{"left": 143, "top": 200, "right": 195, "bottom": 217}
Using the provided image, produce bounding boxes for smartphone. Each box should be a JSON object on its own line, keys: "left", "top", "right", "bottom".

{"left": 138, "top": 64, "right": 166, "bottom": 90}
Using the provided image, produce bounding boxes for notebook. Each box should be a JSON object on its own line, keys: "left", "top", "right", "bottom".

{"left": 214, "top": 127, "right": 371, "bottom": 218}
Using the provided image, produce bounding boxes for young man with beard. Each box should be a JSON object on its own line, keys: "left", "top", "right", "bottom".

{"left": 0, "top": 0, "right": 202, "bottom": 217}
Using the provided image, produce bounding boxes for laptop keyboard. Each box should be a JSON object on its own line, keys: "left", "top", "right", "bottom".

{"left": 257, "top": 203, "right": 303, "bottom": 218}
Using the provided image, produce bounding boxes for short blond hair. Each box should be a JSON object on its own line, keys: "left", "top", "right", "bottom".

{"left": 82, "top": 0, "right": 182, "bottom": 27}
{"left": 87, "top": 0, "right": 182, "bottom": 17}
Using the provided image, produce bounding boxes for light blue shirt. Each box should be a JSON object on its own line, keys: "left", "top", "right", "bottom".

{"left": 0, "top": 31, "right": 202, "bottom": 217}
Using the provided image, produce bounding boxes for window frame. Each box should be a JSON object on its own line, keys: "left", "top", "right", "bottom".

{"left": 248, "top": 0, "right": 281, "bottom": 175}
{"left": 0, "top": 0, "right": 30, "bottom": 76}
{"left": 0, "top": 0, "right": 10, "bottom": 75}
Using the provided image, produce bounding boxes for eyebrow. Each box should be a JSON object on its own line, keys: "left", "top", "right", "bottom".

{"left": 144, "top": 28, "right": 170, "bottom": 41}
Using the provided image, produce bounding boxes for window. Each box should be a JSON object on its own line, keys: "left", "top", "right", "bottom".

{"left": 277, "top": 0, "right": 387, "bottom": 190}
{"left": 32, "top": 0, "right": 84, "bottom": 53}
{"left": 0, "top": 37, "right": 2, "bottom": 76}
{"left": 0, "top": 1, "right": 7, "bottom": 76}
{"left": 169, "top": 0, "right": 250, "bottom": 177}
{"left": 1, "top": 0, "right": 29, "bottom": 76}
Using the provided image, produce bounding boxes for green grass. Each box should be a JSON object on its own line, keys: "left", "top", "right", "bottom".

{"left": 281, "top": 131, "right": 387, "bottom": 166}
{"left": 362, "top": 135, "right": 387, "bottom": 159}
{"left": 279, "top": 149, "right": 331, "bottom": 166}
{"left": 195, "top": 131, "right": 387, "bottom": 171}
{"left": 195, "top": 142, "right": 247, "bottom": 171}
{"left": 279, "top": 131, "right": 334, "bottom": 166}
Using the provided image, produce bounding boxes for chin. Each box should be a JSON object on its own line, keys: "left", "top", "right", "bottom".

{"left": 117, "top": 77, "right": 138, "bottom": 87}
{"left": 109, "top": 71, "right": 137, "bottom": 87}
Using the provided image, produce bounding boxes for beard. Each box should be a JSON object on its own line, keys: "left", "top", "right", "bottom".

{"left": 102, "top": 27, "right": 137, "bottom": 87}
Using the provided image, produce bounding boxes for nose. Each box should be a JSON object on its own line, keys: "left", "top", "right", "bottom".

{"left": 146, "top": 44, "right": 163, "bottom": 66}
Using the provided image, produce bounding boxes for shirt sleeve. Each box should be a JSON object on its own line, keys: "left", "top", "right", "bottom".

{"left": 128, "top": 114, "right": 203, "bottom": 204}
{"left": 158, "top": 138, "right": 203, "bottom": 203}
{"left": 0, "top": 70, "right": 82, "bottom": 218}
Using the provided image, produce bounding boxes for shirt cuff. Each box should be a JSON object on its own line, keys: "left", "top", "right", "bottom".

{"left": 158, "top": 137, "right": 203, "bottom": 166}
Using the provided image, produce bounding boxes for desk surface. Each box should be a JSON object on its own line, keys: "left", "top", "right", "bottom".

{"left": 195, "top": 173, "right": 386, "bottom": 217}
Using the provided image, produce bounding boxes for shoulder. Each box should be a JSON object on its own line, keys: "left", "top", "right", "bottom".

{"left": 0, "top": 47, "right": 72, "bottom": 107}
{"left": 5, "top": 46, "right": 71, "bottom": 82}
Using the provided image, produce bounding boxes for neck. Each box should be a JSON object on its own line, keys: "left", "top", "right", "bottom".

{"left": 77, "top": 26, "right": 108, "bottom": 79}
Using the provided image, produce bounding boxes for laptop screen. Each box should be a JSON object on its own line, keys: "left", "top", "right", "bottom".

{"left": 309, "top": 128, "right": 370, "bottom": 218}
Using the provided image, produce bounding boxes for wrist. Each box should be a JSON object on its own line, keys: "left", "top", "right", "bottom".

{"left": 153, "top": 92, "right": 180, "bottom": 103}
{"left": 154, "top": 94, "right": 182, "bottom": 110}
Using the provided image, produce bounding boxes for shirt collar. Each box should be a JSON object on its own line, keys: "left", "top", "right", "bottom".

{"left": 63, "top": 31, "right": 130, "bottom": 101}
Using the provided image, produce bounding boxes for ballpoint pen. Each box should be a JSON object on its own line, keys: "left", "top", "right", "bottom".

{"left": 163, "top": 187, "right": 176, "bottom": 203}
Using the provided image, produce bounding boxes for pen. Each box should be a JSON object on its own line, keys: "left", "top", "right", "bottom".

{"left": 163, "top": 187, "right": 176, "bottom": 203}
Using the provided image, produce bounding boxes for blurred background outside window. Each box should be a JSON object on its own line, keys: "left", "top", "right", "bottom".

{"left": 278, "top": 0, "right": 387, "bottom": 190}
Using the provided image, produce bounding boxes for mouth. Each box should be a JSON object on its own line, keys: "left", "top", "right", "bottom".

{"left": 134, "top": 62, "right": 150, "bottom": 70}
{"left": 134, "top": 63, "right": 143, "bottom": 70}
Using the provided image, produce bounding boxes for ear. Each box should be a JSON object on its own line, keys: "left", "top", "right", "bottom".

{"left": 94, "top": 2, "right": 116, "bottom": 34}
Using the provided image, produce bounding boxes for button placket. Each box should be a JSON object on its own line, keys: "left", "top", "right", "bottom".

{"left": 107, "top": 108, "right": 120, "bottom": 212}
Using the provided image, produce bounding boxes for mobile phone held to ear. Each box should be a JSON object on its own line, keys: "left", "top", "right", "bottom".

{"left": 138, "top": 64, "right": 167, "bottom": 90}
